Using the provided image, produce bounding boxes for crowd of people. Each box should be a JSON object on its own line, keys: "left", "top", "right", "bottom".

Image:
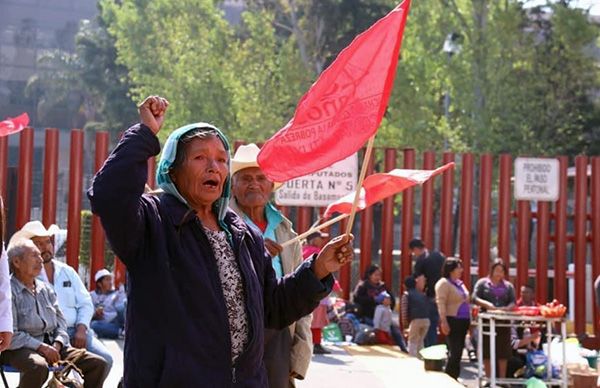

{"left": 336, "top": 238, "right": 538, "bottom": 384}
{"left": 0, "top": 95, "right": 552, "bottom": 387}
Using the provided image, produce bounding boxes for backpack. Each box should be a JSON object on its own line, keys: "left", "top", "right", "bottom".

{"left": 338, "top": 313, "right": 360, "bottom": 340}
{"left": 354, "top": 324, "right": 377, "bottom": 345}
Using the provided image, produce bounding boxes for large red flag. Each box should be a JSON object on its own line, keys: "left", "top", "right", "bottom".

{"left": 0, "top": 113, "right": 29, "bottom": 137}
{"left": 324, "top": 163, "right": 454, "bottom": 218}
{"left": 258, "top": 0, "right": 411, "bottom": 182}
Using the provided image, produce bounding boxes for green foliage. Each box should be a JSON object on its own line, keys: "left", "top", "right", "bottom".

{"left": 102, "top": 0, "right": 238, "bottom": 140}
{"left": 101, "top": 0, "right": 600, "bottom": 156}
{"left": 384, "top": 0, "right": 600, "bottom": 155}
{"left": 79, "top": 210, "right": 92, "bottom": 268}
{"left": 79, "top": 209, "right": 116, "bottom": 271}
{"left": 74, "top": 13, "right": 138, "bottom": 133}
{"left": 228, "top": 10, "right": 313, "bottom": 140}
{"left": 24, "top": 5, "right": 137, "bottom": 134}
{"left": 102, "top": 0, "right": 313, "bottom": 142}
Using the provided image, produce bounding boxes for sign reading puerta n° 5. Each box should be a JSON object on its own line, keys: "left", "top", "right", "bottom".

{"left": 514, "top": 157, "right": 560, "bottom": 202}
{"left": 275, "top": 153, "right": 358, "bottom": 207}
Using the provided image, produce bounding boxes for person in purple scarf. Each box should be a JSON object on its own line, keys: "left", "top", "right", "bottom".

{"left": 472, "top": 258, "right": 516, "bottom": 380}
{"left": 435, "top": 257, "right": 470, "bottom": 380}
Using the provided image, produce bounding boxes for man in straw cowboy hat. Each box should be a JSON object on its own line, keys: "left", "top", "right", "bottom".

{"left": 9, "top": 221, "right": 113, "bottom": 375}
{"left": 229, "top": 143, "right": 313, "bottom": 387}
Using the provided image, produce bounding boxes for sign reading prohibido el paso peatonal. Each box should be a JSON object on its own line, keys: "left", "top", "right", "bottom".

{"left": 514, "top": 157, "right": 560, "bottom": 202}
{"left": 275, "top": 153, "right": 358, "bottom": 207}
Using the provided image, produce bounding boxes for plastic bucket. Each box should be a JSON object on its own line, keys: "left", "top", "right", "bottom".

{"left": 423, "top": 358, "right": 446, "bottom": 372}
{"left": 419, "top": 344, "right": 447, "bottom": 372}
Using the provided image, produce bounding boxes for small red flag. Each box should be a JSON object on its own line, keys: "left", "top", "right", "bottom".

{"left": 324, "top": 162, "right": 454, "bottom": 218}
{"left": 258, "top": 0, "right": 412, "bottom": 182}
{"left": 0, "top": 113, "right": 29, "bottom": 137}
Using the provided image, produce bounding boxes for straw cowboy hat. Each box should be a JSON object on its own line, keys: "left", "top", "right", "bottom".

{"left": 8, "top": 221, "right": 60, "bottom": 249}
{"left": 231, "top": 143, "right": 283, "bottom": 190}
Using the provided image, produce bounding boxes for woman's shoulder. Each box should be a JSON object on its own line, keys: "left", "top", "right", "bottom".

{"left": 435, "top": 277, "right": 451, "bottom": 291}
{"left": 503, "top": 279, "right": 515, "bottom": 289}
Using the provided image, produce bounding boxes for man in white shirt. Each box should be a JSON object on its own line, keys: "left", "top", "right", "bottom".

{"left": 90, "top": 269, "right": 126, "bottom": 339}
{"left": 9, "top": 221, "right": 113, "bottom": 373}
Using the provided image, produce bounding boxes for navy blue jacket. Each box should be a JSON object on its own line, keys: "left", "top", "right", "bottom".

{"left": 413, "top": 250, "right": 446, "bottom": 298}
{"left": 88, "top": 124, "right": 331, "bottom": 387}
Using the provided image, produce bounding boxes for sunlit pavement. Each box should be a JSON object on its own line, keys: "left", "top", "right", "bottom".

{"left": 297, "top": 343, "right": 468, "bottom": 388}
{"left": 3, "top": 340, "right": 479, "bottom": 387}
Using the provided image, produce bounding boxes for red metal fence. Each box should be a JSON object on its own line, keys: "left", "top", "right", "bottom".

{"left": 2, "top": 127, "right": 600, "bottom": 337}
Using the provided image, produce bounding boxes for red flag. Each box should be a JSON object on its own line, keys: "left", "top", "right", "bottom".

{"left": 0, "top": 113, "right": 29, "bottom": 137}
{"left": 258, "top": 0, "right": 412, "bottom": 182}
{"left": 324, "top": 162, "right": 454, "bottom": 218}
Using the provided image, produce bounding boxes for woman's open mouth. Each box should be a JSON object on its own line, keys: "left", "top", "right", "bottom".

{"left": 202, "top": 179, "right": 220, "bottom": 189}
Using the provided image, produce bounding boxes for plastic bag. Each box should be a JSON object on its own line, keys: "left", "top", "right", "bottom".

{"left": 525, "top": 350, "right": 559, "bottom": 379}
{"left": 525, "top": 377, "right": 548, "bottom": 388}
{"left": 322, "top": 322, "right": 344, "bottom": 342}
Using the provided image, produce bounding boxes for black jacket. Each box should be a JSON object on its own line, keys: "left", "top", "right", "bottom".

{"left": 88, "top": 124, "right": 331, "bottom": 387}
{"left": 413, "top": 250, "right": 446, "bottom": 298}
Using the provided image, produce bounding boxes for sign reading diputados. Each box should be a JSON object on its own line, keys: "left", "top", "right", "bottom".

{"left": 514, "top": 157, "right": 560, "bottom": 202}
{"left": 275, "top": 153, "right": 358, "bottom": 207}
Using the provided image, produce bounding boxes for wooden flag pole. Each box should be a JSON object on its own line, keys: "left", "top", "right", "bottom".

{"left": 345, "top": 135, "right": 375, "bottom": 236}
{"left": 280, "top": 213, "right": 350, "bottom": 248}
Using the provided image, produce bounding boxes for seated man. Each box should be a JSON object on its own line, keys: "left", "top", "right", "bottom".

{"left": 1, "top": 239, "right": 107, "bottom": 388}
{"left": 507, "top": 284, "right": 543, "bottom": 378}
{"left": 9, "top": 221, "right": 113, "bottom": 371}
{"left": 90, "top": 269, "right": 126, "bottom": 339}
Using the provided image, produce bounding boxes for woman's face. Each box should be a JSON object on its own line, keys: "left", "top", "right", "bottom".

{"left": 492, "top": 265, "right": 505, "bottom": 281}
{"left": 170, "top": 136, "right": 229, "bottom": 208}
{"left": 368, "top": 269, "right": 382, "bottom": 284}
{"left": 450, "top": 264, "right": 463, "bottom": 279}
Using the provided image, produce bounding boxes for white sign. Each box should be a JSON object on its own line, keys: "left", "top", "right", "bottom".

{"left": 514, "top": 157, "right": 560, "bottom": 201}
{"left": 275, "top": 154, "right": 358, "bottom": 207}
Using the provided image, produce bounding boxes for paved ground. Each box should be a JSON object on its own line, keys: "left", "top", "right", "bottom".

{"left": 298, "top": 343, "right": 466, "bottom": 388}
{"left": 2, "top": 340, "right": 480, "bottom": 387}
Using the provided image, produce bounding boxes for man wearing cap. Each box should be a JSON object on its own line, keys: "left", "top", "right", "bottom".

{"left": 90, "top": 269, "right": 126, "bottom": 339}
{"left": 409, "top": 238, "right": 446, "bottom": 347}
{"left": 9, "top": 221, "right": 113, "bottom": 373}
{"left": 230, "top": 143, "right": 313, "bottom": 388}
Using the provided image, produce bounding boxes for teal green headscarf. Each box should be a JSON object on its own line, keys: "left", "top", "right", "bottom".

{"left": 156, "top": 122, "right": 232, "bottom": 230}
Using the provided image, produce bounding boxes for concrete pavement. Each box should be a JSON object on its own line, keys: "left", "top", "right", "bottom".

{"left": 2, "top": 340, "right": 474, "bottom": 387}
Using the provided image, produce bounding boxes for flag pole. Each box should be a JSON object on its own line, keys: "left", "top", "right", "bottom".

{"left": 280, "top": 213, "right": 350, "bottom": 248}
{"left": 345, "top": 135, "right": 375, "bottom": 236}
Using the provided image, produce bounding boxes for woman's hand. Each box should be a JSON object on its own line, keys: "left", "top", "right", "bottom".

{"left": 138, "top": 95, "right": 169, "bottom": 134}
{"left": 440, "top": 318, "right": 450, "bottom": 335}
{"left": 313, "top": 234, "right": 354, "bottom": 279}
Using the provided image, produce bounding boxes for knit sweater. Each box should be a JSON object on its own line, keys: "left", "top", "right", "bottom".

{"left": 435, "top": 278, "right": 470, "bottom": 319}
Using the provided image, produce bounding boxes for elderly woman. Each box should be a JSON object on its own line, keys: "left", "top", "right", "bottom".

{"left": 435, "top": 257, "right": 470, "bottom": 380}
{"left": 1, "top": 239, "right": 107, "bottom": 388}
{"left": 88, "top": 96, "right": 353, "bottom": 387}
{"left": 0, "top": 196, "right": 12, "bottom": 351}
{"left": 472, "top": 258, "right": 516, "bottom": 380}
